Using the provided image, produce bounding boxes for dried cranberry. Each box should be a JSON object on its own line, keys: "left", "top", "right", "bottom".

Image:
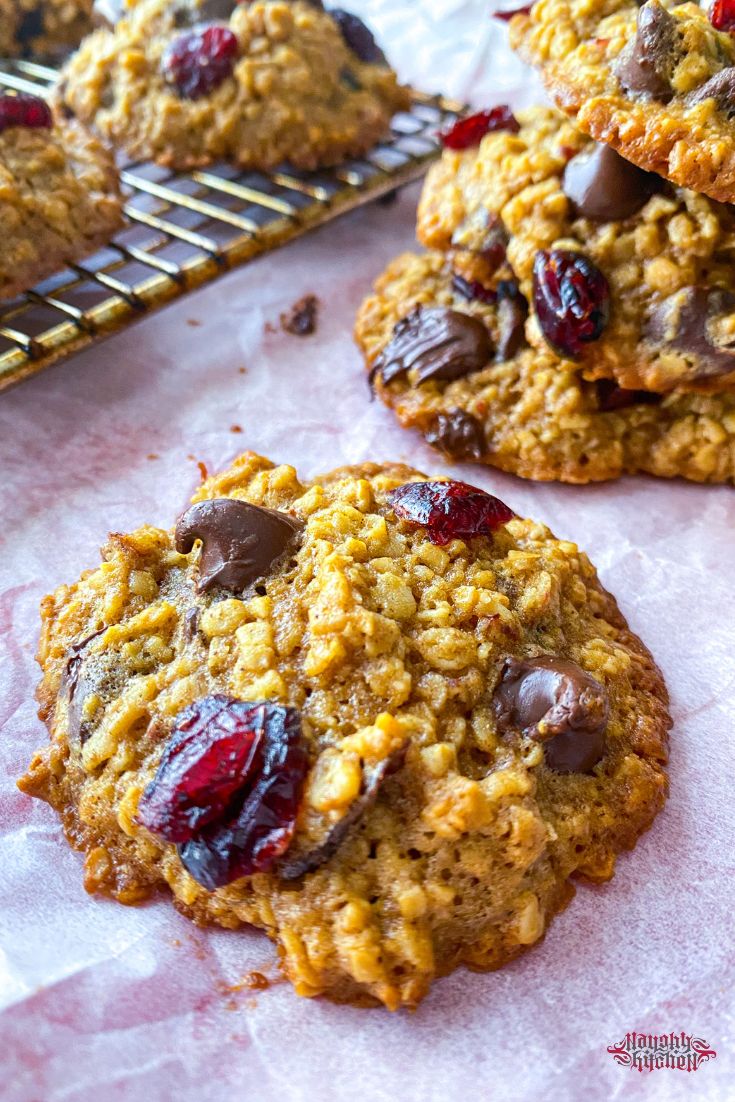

{"left": 178, "top": 702, "right": 308, "bottom": 889}
{"left": 709, "top": 0, "right": 735, "bottom": 31}
{"left": 494, "top": 4, "right": 532, "bottom": 21}
{"left": 532, "top": 249, "right": 610, "bottom": 359}
{"left": 138, "top": 696, "right": 309, "bottom": 889}
{"left": 452, "top": 272, "right": 497, "bottom": 305}
{"left": 137, "top": 695, "right": 265, "bottom": 843}
{"left": 388, "top": 480, "right": 514, "bottom": 546}
{"left": 162, "top": 24, "right": 239, "bottom": 100}
{"left": 0, "top": 92, "right": 52, "bottom": 133}
{"left": 440, "top": 106, "right": 520, "bottom": 150}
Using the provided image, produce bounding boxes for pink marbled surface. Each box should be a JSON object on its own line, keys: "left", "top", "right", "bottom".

{"left": 1, "top": 4, "right": 734, "bottom": 1099}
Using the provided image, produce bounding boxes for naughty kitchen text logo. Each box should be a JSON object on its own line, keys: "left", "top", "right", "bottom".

{"left": 607, "top": 1032, "right": 717, "bottom": 1073}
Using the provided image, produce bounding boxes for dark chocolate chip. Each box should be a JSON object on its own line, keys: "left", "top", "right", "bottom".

{"left": 494, "top": 655, "right": 608, "bottom": 773}
{"left": 280, "top": 294, "right": 319, "bottom": 337}
{"left": 175, "top": 498, "right": 303, "bottom": 594}
{"left": 424, "top": 409, "right": 487, "bottom": 460}
{"left": 612, "top": 1, "right": 678, "bottom": 101}
{"left": 62, "top": 629, "right": 106, "bottom": 744}
{"left": 594, "top": 378, "right": 662, "bottom": 411}
{"left": 328, "top": 8, "right": 386, "bottom": 63}
{"left": 496, "top": 280, "right": 529, "bottom": 360}
{"left": 685, "top": 67, "right": 735, "bottom": 118}
{"left": 563, "top": 142, "right": 663, "bottom": 221}
{"left": 645, "top": 286, "right": 735, "bottom": 379}
{"left": 16, "top": 8, "right": 44, "bottom": 46}
{"left": 373, "top": 306, "right": 493, "bottom": 386}
{"left": 279, "top": 746, "right": 405, "bottom": 879}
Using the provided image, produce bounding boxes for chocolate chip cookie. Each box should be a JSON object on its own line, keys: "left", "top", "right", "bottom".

{"left": 418, "top": 105, "right": 735, "bottom": 394}
{"left": 57, "top": 0, "right": 410, "bottom": 169}
{"left": 0, "top": 92, "right": 123, "bottom": 301}
{"left": 355, "top": 250, "right": 735, "bottom": 484}
{"left": 19, "top": 450, "right": 670, "bottom": 1009}
{"left": 510, "top": 0, "right": 735, "bottom": 205}
{"left": 0, "top": 0, "right": 94, "bottom": 57}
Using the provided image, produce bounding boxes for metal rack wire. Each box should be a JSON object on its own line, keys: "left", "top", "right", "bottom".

{"left": 0, "top": 58, "right": 465, "bottom": 391}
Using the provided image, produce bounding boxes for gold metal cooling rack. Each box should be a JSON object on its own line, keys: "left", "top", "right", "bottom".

{"left": 0, "top": 58, "right": 466, "bottom": 391}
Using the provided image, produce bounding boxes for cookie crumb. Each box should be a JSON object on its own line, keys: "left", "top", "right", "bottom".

{"left": 280, "top": 294, "right": 319, "bottom": 337}
{"left": 186, "top": 318, "right": 202, "bottom": 327}
{"left": 230, "top": 424, "right": 243, "bottom": 434}
{"left": 147, "top": 453, "right": 159, "bottom": 460}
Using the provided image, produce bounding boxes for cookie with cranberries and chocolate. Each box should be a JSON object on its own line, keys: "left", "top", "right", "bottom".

{"left": 417, "top": 105, "right": 735, "bottom": 394}
{"left": 56, "top": 0, "right": 410, "bottom": 169}
{"left": 0, "top": 0, "right": 94, "bottom": 57}
{"left": 19, "top": 450, "right": 670, "bottom": 1009}
{"left": 509, "top": 0, "right": 735, "bottom": 206}
{"left": 355, "top": 250, "right": 735, "bottom": 484}
{"left": 0, "top": 92, "right": 123, "bottom": 301}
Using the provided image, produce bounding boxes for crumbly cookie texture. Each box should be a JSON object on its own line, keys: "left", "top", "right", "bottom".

{"left": 57, "top": 0, "right": 410, "bottom": 169}
{"left": 417, "top": 105, "right": 735, "bottom": 394}
{"left": 19, "top": 451, "right": 669, "bottom": 1010}
{"left": 510, "top": 0, "right": 735, "bottom": 205}
{"left": 0, "top": 113, "right": 123, "bottom": 301}
{"left": 0, "top": 0, "right": 94, "bottom": 57}
{"left": 355, "top": 250, "right": 735, "bottom": 484}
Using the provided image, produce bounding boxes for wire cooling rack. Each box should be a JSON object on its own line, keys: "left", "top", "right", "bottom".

{"left": 0, "top": 58, "right": 465, "bottom": 391}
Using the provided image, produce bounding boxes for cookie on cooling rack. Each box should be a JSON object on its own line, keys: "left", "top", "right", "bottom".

{"left": 0, "top": 0, "right": 94, "bottom": 57}
{"left": 355, "top": 249, "right": 735, "bottom": 484}
{"left": 510, "top": 0, "right": 735, "bottom": 206}
{"left": 57, "top": 0, "right": 411, "bottom": 169}
{"left": 417, "top": 104, "right": 735, "bottom": 394}
{"left": 19, "top": 449, "right": 670, "bottom": 1009}
{"left": 0, "top": 91, "right": 123, "bottom": 301}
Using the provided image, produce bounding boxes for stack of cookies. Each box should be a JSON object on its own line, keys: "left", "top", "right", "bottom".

{"left": 356, "top": 0, "right": 735, "bottom": 484}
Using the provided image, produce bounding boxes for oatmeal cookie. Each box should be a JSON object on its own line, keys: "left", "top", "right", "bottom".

{"left": 19, "top": 450, "right": 670, "bottom": 1009}
{"left": 0, "top": 93, "right": 123, "bottom": 301}
{"left": 355, "top": 250, "right": 735, "bottom": 484}
{"left": 0, "top": 0, "right": 94, "bottom": 57}
{"left": 510, "top": 0, "right": 735, "bottom": 205}
{"left": 418, "top": 105, "right": 735, "bottom": 394}
{"left": 57, "top": 0, "right": 410, "bottom": 169}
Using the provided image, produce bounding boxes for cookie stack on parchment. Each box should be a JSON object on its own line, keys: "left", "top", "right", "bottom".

{"left": 355, "top": 0, "right": 735, "bottom": 485}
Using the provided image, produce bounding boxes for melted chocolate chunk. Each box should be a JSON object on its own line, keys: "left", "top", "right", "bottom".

{"left": 329, "top": 9, "right": 386, "bottom": 63}
{"left": 686, "top": 67, "right": 735, "bottom": 118}
{"left": 280, "top": 294, "right": 319, "bottom": 336}
{"left": 496, "top": 281, "right": 529, "bottom": 360}
{"left": 424, "top": 409, "right": 487, "bottom": 460}
{"left": 645, "top": 287, "right": 735, "bottom": 379}
{"left": 494, "top": 655, "right": 608, "bottom": 773}
{"left": 279, "top": 747, "right": 405, "bottom": 879}
{"left": 63, "top": 629, "right": 106, "bottom": 744}
{"left": 613, "top": 1, "right": 678, "bottom": 101}
{"left": 184, "top": 607, "right": 201, "bottom": 640}
{"left": 17, "top": 8, "right": 44, "bottom": 45}
{"left": 373, "top": 306, "right": 493, "bottom": 387}
{"left": 563, "top": 143, "right": 663, "bottom": 221}
{"left": 175, "top": 498, "right": 303, "bottom": 594}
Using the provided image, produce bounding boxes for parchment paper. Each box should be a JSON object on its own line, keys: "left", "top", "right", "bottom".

{"left": 0, "top": 4, "right": 733, "bottom": 1099}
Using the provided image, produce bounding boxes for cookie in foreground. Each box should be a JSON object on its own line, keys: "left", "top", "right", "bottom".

{"left": 0, "top": 0, "right": 94, "bottom": 58}
{"left": 356, "top": 250, "right": 735, "bottom": 484}
{"left": 57, "top": 0, "right": 410, "bottom": 169}
{"left": 418, "top": 104, "right": 735, "bottom": 394}
{"left": 0, "top": 92, "right": 123, "bottom": 301}
{"left": 509, "top": 0, "right": 735, "bottom": 206}
{"left": 19, "top": 451, "right": 670, "bottom": 1009}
